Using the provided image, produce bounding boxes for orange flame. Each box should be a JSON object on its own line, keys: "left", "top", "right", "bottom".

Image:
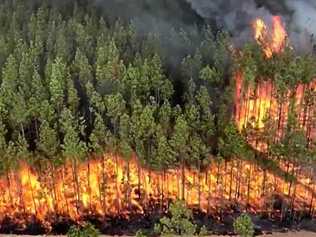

{"left": 253, "top": 16, "right": 287, "bottom": 58}
{"left": 0, "top": 16, "right": 314, "bottom": 233}
{"left": 0, "top": 155, "right": 315, "bottom": 231}
{"left": 237, "top": 16, "right": 316, "bottom": 145}
{"left": 234, "top": 16, "right": 316, "bottom": 218}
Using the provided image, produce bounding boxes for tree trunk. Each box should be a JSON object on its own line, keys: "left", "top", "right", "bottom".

{"left": 309, "top": 179, "right": 315, "bottom": 216}
{"left": 50, "top": 164, "right": 58, "bottom": 212}
{"left": 225, "top": 160, "right": 229, "bottom": 198}
{"left": 262, "top": 169, "right": 267, "bottom": 197}
{"left": 72, "top": 158, "right": 80, "bottom": 215}
{"left": 207, "top": 169, "right": 211, "bottom": 215}
{"left": 236, "top": 160, "right": 243, "bottom": 200}
{"left": 88, "top": 159, "right": 92, "bottom": 210}
{"left": 138, "top": 162, "right": 141, "bottom": 200}
{"left": 115, "top": 154, "right": 120, "bottom": 215}
{"left": 290, "top": 167, "right": 299, "bottom": 217}
{"left": 229, "top": 160, "right": 234, "bottom": 201}
{"left": 161, "top": 170, "right": 165, "bottom": 213}
{"left": 198, "top": 167, "right": 201, "bottom": 210}
{"left": 287, "top": 163, "right": 294, "bottom": 197}
{"left": 181, "top": 158, "right": 185, "bottom": 201}
{"left": 62, "top": 165, "right": 70, "bottom": 215}
{"left": 246, "top": 164, "right": 252, "bottom": 210}
{"left": 27, "top": 167, "right": 38, "bottom": 216}
{"left": 18, "top": 171, "right": 26, "bottom": 215}
{"left": 277, "top": 102, "right": 283, "bottom": 140}
{"left": 127, "top": 160, "right": 131, "bottom": 211}
{"left": 6, "top": 172, "right": 13, "bottom": 208}
{"left": 101, "top": 155, "right": 107, "bottom": 214}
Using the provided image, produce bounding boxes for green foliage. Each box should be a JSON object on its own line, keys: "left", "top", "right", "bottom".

{"left": 37, "top": 120, "right": 59, "bottom": 160}
{"left": 154, "top": 200, "right": 197, "bottom": 236}
{"left": 233, "top": 214, "right": 255, "bottom": 237}
{"left": 0, "top": 0, "right": 313, "bottom": 179}
{"left": 135, "top": 229, "right": 147, "bottom": 237}
{"left": 219, "top": 123, "right": 253, "bottom": 161}
{"left": 67, "top": 223, "right": 100, "bottom": 237}
{"left": 49, "top": 57, "right": 67, "bottom": 112}
{"left": 198, "top": 225, "right": 208, "bottom": 236}
{"left": 170, "top": 116, "right": 189, "bottom": 159}
{"left": 60, "top": 108, "right": 87, "bottom": 160}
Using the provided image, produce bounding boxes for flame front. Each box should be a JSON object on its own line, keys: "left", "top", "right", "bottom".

{"left": 0, "top": 16, "right": 315, "bottom": 232}
{"left": 0, "top": 155, "right": 315, "bottom": 230}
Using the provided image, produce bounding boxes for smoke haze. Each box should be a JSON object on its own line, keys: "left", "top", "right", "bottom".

{"left": 25, "top": 0, "right": 316, "bottom": 52}
{"left": 92, "top": 0, "right": 316, "bottom": 51}
{"left": 185, "top": 0, "right": 316, "bottom": 49}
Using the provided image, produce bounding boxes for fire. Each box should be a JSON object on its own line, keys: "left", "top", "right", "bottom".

{"left": 236, "top": 16, "right": 316, "bottom": 146}
{"left": 253, "top": 16, "right": 287, "bottom": 58}
{"left": 235, "top": 73, "right": 316, "bottom": 151}
{"left": 235, "top": 72, "right": 276, "bottom": 131}
{"left": 233, "top": 16, "right": 316, "bottom": 223}
{"left": 0, "top": 155, "right": 314, "bottom": 231}
{"left": 0, "top": 16, "right": 314, "bottom": 233}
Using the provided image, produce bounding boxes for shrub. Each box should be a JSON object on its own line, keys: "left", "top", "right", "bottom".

{"left": 233, "top": 213, "right": 255, "bottom": 237}
{"left": 67, "top": 223, "right": 100, "bottom": 237}
{"left": 136, "top": 229, "right": 147, "bottom": 237}
{"left": 199, "top": 225, "right": 208, "bottom": 236}
{"left": 154, "top": 199, "right": 197, "bottom": 236}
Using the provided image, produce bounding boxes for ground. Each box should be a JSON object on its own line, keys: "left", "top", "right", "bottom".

{"left": 265, "top": 232, "right": 316, "bottom": 236}
{"left": 0, "top": 232, "right": 316, "bottom": 237}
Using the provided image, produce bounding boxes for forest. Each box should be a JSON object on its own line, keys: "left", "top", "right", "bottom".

{"left": 0, "top": 0, "right": 316, "bottom": 235}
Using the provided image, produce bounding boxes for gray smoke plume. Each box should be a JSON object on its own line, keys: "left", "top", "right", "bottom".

{"left": 92, "top": 0, "right": 316, "bottom": 53}
{"left": 286, "top": 0, "right": 316, "bottom": 35}
{"left": 185, "top": 0, "right": 316, "bottom": 51}
{"left": 285, "top": 0, "right": 316, "bottom": 52}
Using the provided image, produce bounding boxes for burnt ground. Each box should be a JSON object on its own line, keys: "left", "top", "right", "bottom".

{"left": 0, "top": 208, "right": 316, "bottom": 236}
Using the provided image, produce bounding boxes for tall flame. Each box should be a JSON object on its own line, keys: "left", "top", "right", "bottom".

{"left": 237, "top": 16, "right": 316, "bottom": 145}
{"left": 0, "top": 16, "right": 314, "bottom": 233}
{"left": 0, "top": 155, "right": 314, "bottom": 231}
{"left": 234, "top": 17, "right": 316, "bottom": 220}
{"left": 253, "top": 16, "right": 287, "bottom": 58}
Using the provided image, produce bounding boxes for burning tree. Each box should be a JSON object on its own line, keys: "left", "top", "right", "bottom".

{"left": 235, "top": 16, "right": 316, "bottom": 218}
{"left": 0, "top": 1, "right": 315, "bottom": 234}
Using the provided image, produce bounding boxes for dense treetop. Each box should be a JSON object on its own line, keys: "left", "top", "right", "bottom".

{"left": 0, "top": 0, "right": 315, "bottom": 173}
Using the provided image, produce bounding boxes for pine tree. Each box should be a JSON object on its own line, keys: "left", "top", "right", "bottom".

{"left": 60, "top": 108, "right": 87, "bottom": 212}
{"left": 49, "top": 57, "right": 67, "bottom": 113}
{"left": 73, "top": 48, "right": 93, "bottom": 87}
{"left": 170, "top": 115, "right": 189, "bottom": 200}
{"left": 60, "top": 108, "right": 87, "bottom": 160}
{"left": 154, "top": 125, "right": 175, "bottom": 170}
{"left": 0, "top": 119, "right": 8, "bottom": 173}
{"left": 89, "top": 112, "right": 108, "bottom": 156}
{"left": 37, "top": 120, "right": 59, "bottom": 162}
